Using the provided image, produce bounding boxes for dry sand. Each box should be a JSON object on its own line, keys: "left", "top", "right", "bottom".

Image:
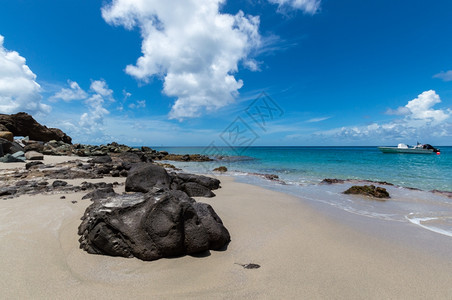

{"left": 1, "top": 157, "right": 451, "bottom": 299}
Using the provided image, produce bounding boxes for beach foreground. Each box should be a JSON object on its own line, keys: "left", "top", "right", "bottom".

{"left": 1, "top": 158, "right": 451, "bottom": 299}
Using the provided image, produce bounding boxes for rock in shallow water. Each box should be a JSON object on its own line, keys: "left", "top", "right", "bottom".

{"left": 78, "top": 188, "right": 230, "bottom": 261}
{"left": 343, "top": 185, "right": 390, "bottom": 199}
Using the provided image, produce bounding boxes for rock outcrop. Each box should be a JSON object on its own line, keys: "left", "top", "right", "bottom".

{"left": 78, "top": 188, "right": 230, "bottom": 261}
{"left": 0, "top": 112, "right": 72, "bottom": 144}
{"left": 343, "top": 185, "right": 390, "bottom": 199}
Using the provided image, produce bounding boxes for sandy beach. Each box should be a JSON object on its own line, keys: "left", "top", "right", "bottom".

{"left": 1, "top": 156, "right": 452, "bottom": 299}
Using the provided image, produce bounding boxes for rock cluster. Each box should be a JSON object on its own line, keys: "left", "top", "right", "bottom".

{"left": 0, "top": 112, "right": 71, "bottom": 143}
{"left": 343, "top": 185, "right": 390, "bottom": 199}
{"left": 0, "top": 113, "right": 212, "bottom": 164}
{"left": 78, "top": 162, "right": 229, "bottom": 261}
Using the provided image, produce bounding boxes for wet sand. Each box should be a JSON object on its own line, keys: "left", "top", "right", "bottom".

{"left": 1, "top": 157, "right": 451, "bottom": 299}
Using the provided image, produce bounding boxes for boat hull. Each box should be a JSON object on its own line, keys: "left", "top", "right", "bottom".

{"left": 378, "top": 147, "right": 436, "bottom": 154}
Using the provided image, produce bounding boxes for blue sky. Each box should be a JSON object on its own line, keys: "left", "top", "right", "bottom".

{"left": 1, "top": 0, "right": 451, "bottom": 146}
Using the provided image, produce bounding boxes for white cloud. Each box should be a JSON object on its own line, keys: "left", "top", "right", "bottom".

{"left": 128, "top": 100, "right": 146, "bottom": 109}
{"left": 51, "top": 80, "right": 88, "bottom": 101}
{"left": 102, "top": 0, "right": 261, "bottom": 120}
{"left": 433, "top": 70, "right": 452, "bottom": 82}
{"left": 51, "top": 79, "right": 113, "bottom": 137}
{"left": 395, "top": 90, "right": 449, "bottom": 125}
{"left": 0, "top": 34, "right": 50, "bottom": 115}
{"left": 315, "top": 90, "right": 452, "bottom": 142}
{"left": 268, "top": 0, "right": 321, "bottom": 14}
{"left": 78, "top": 81, "right": 113, "bottom": 134}
{"left": 306, "top": 116, "right": 330, "bottom": 123}
{"left": 90, "top": 79, "right": 114, "bottom": 100}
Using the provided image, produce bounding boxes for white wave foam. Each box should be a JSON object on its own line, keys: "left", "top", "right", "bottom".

{"left": 406, "top": 216, "right": 452, "bottom": 237}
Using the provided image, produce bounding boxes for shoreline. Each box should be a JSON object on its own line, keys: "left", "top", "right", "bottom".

{"left": 1, "top": 156, "right": 452, "bottom": 298}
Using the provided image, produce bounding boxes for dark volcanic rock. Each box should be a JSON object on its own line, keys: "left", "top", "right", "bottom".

{"left": 0, "top": 187, "right": 17, "bottom": 196}
{"left": 78, "top": 188, "right": 230, "bottom": 261}
{"left": 343, "top": 185, "right": 390, "bottom": 199}
{"left": 24, "top": 142, "right": 44, "bottom": 152}
{"left": 0, "top": 112, "right": 72, "bottom": 143}
{"left": 90, "top": 155, "right": 112, "bottom": 164}
{"left": 0, "top": 137, "right": 24, "bottom": 155}
{"left": 175, "top": 173, "right": 220, "bottom": 190}
{"left": 125, "top": 163, "right": 172, "bottom": 192}
{"left": 25, "top": 161, "right": 44, "bottom": 170}
{"left": 82, "top": 186, "right": 117, "bottom": 200}
{"left": 52, "top": 180, "right": 68, "bottom": 188}
{"left": 321, "top": 178, "right": 346, "bottom": 184}
{"left": 182, "top": 182, "right": 215, "bottom": 197}
{"left": 117, "top": 152, "right": 145, "bottom": 164}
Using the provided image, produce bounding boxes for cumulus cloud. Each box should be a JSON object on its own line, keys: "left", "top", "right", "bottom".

{"left": 52, "top": 79, "right": 113, "bottom": 136}
{"left": 315, "top": 90, "right": 452, "bottom": 142}
{"left": 0, "top": 34, "right": 50, "bottom": 115}
{"left": 79, "top": 94, "right": 110, "bottom": 134}
{"left": 433, "top": 70, "right": 452, "bottom": 82}
{"left": 90, "top": 79, "right": 114, "bottom": 100}
{"left": 101, "top": 0, "right": 261, "bottom": 120}
{"left": 78, "top": 80, "right": 114, "bottom": 134}
{"left": 268, "top": 0, "right": 321, "bottom": 14}
{"left": 51, "top": 80, "right": 88, "bottom": 101}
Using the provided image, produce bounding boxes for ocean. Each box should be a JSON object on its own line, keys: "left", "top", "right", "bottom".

{"left": 153, "top": 146, "right": 452, "bottom": 238}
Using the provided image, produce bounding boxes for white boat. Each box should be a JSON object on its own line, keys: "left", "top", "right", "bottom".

{"left": 378, "top": 143, "right": 440, "bottom": 154}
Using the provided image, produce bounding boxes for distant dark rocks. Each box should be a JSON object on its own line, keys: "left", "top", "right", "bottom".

{"left": 213, "top": 166, "right": 228, "bottom": 172}
{"left": 156, "top": 162, "right": 181, "bottom": 171}
{"left": 430, "top": 190, "right": 452, "bottom": 199}
{"left": 321, "top": 178, "right": 346, "bottom": 184}
{"left": 160, "top": 153, "right": 212, "bottom": 162}
{"left": 78, "top": 188, "right": 230, "bottom": 261}
{"left": 247, "top": 172, "right": 284, "bottom": 184}
{"left": 321, "top": 178, "right": 394, "bottom": 186}
{"left": 343, "top": 185, "right": 390, "bottom": 199}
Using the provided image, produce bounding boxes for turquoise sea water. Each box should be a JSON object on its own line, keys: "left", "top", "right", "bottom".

{"left": 153, "top": 146, "right": 452, "bottom": 238}
{"left": 154, "top": 146, "right": 452, "bottom": 192}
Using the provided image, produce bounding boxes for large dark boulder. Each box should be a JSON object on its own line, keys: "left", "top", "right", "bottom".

{"left": 125, "top": 163, "right": 172, "bottom": 192}
{"left": 0, "top": 112, "right": 72, "bottom": 144}
{"left": 78, "top": 188, "right": 230, "bottom": 261}
{"left": 175, "top": 173, "right": 220, "bottom": 190}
